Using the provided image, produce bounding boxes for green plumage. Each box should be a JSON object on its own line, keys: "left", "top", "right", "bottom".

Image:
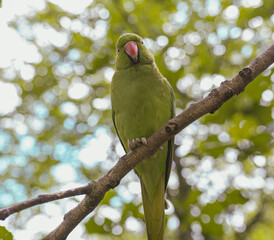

{"left": 111, "top": 33, "right": 175, "bottom": 240}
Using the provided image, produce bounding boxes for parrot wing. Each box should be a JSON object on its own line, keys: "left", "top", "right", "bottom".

{"left": 164, "top": 82, "right": 175, "bottom": 190}
{"left": 112, "top": 109, "right": 127, "bottom": 153}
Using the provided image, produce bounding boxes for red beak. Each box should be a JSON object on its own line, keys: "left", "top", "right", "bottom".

{"left": 124, "top": 41, "right": 139, "bottom": 62}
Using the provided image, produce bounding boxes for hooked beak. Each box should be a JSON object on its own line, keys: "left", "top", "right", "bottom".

{"left": 124, "top": 41, "right": 139, "bottom": 63}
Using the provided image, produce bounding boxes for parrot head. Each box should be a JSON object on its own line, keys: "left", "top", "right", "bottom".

{"left": 115, "top": 33, "right": 155, "bottom": 70}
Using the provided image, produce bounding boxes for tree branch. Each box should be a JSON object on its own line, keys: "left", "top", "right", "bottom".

{"left": 0, "top": 44, "right": 273, "bottom": 240}
{"left": 0, "top": 185, "right": 90, "bottom": 220}
{"left": 42, "top": 43, "right": 274, "bottom": 240}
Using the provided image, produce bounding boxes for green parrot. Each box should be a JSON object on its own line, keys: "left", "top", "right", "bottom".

{"left": 111, "top": 33, "right": 175, "bottom": 240}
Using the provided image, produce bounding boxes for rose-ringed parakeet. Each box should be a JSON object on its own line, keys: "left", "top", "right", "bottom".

{"left": 111, "top": 33, "right": 175, "bottom": 240}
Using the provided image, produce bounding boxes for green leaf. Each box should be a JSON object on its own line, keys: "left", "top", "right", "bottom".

{"left": 0, "top": 226, "right": 13, "bottom": 240}
{"left": 225, "top": 190, "right": 248, "bottom": 205}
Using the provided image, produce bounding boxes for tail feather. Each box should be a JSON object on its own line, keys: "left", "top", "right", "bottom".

{"left": 141, "top": 174, "right": 165, "bottom": 240}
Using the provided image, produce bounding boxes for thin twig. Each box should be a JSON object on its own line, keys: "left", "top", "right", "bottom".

{"left": 0, "top": 185, "right": 90, "bottom": 220}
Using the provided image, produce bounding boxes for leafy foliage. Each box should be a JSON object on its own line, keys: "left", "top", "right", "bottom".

{"left": 0, "top": 0, "right": 273, "bottom": 239}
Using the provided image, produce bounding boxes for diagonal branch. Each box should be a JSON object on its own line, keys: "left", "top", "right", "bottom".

{"left": 0, "top": 44, "right": 273, "bottom": 240}
{"left": 42, "top": 44, "right": 273, "bottom": 240}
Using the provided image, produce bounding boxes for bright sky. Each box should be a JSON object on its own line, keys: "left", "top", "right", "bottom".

{"left": 0, "top": 1, "right": 102, "bottom": 239}
{"left": 0, "top": 0, "right": 95, "bottom": 115}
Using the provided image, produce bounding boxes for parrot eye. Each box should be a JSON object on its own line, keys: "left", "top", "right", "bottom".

{"left": 141, "top": 40, "right": 144, "bottom": 45}
{"left": 117, "top": 49, "right": 120, "bottom": 53}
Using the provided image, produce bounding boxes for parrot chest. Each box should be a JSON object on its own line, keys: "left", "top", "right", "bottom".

{"left": 112, "top": 65, "right": 171, "bottom": 143}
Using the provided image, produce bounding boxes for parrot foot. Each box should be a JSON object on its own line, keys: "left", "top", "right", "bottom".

{"left": 127, "top": 137, "right": 149, "bottom": 151}
{"left": 140, "top": 137, "right": 148, "bottom": 146}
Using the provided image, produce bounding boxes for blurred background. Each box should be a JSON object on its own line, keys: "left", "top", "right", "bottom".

{"left": 0, "top": 0, "right": 273, "bottom": 239}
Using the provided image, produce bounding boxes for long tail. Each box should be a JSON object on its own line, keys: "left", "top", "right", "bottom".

{"left": 140, "top": 174, "right": 165, "bottom": 240}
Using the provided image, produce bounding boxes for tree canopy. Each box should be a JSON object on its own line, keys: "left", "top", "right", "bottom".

{"left": 0, "top": 0, "right": 273, "bottom": 239}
